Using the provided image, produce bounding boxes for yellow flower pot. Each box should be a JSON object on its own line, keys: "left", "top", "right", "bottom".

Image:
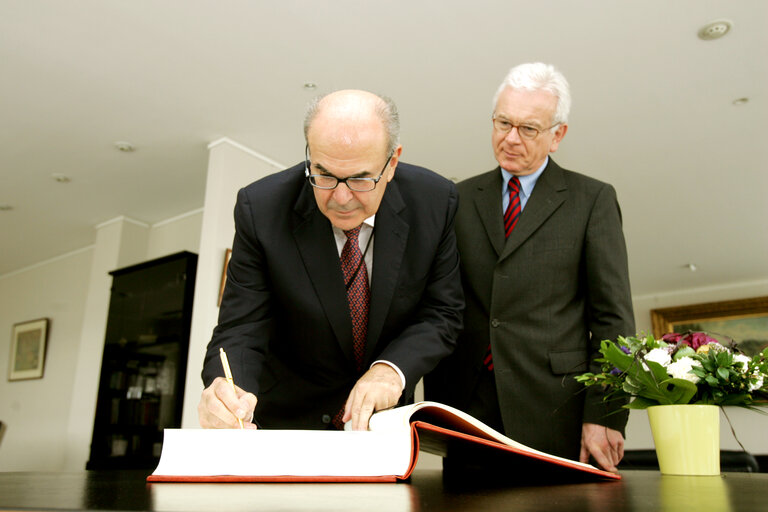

{"left": 647, "top": 404, "right": 720, "bottom": 475}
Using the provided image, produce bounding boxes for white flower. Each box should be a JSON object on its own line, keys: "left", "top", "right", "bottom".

{"left": 733, "top": 354, "right": 751, "bottom": 372}
{"left": 748, "top": 374, "right": 764, "bottom": 392}
{"left": 645, "top": 348, "right": 672, "bottom": 367}
{"left": 667, "top": 357, "right": 702, "bottom": 383}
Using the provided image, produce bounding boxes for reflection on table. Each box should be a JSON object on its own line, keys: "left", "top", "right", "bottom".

{"left": 0, "top": 469, "right": 765, "bottom": 511}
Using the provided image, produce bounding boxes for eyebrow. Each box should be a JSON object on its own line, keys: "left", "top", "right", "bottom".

{"left": 311, "top": 162, "right": 373, "bottom": 179}
{"left": 495, "top": 115, "right": 543, "bottom": 128}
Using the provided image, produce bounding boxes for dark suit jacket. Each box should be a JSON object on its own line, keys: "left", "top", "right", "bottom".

{"left": 202, "top": 162, "right": 464, "bottom": 429}
{"left": 426, "top": 158, "right": 634, "bottom": 460}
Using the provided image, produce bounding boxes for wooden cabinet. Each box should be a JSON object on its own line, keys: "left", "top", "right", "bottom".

{"left": 86, "top": 251, "right": 197, "bottom": 470}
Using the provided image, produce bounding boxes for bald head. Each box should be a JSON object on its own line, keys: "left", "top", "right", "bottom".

{"left": 304, "top": 90, "right": 400, "bottom": 156}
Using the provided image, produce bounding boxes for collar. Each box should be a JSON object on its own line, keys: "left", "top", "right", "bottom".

{"left": 500, "top": 156, "right": 548, "bottom": 198}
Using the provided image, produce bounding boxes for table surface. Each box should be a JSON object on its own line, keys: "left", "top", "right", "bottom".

{"left": 0, "top": 469, "right": 765, "bottom": 512}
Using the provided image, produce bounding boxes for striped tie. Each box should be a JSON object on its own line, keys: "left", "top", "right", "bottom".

{"left": 504, "top": 176, "right": 522, "bottom": 238}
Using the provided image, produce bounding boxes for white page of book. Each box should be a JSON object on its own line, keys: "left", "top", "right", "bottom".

{"left": 152, "top": 429, "right": 413, "bottom": 477}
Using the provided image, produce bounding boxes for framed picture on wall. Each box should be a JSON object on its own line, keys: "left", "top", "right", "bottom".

{"left": 650, "top": 296, "right": 768, "bottom": 356}
{"left": 8, "top": 318, "right": 50, "bottom": 381}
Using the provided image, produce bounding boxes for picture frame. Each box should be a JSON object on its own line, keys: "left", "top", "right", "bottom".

{"left": 651, "top": 296, "right": 768, "bottom": 356}
{"left": 8, "top": 318, "right": 50, "bottom": 381}
{"left": 218, "top": 248, "right": 232, "bottom": 307}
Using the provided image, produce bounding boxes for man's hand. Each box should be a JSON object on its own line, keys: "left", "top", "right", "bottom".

{"left": 580, "top": 423, "right": 624, "bottom": 473}
{"left": 198, "top": 376, "right": 258, "bottom": 429}
{"left": 343, "top": 363, "right": 403, "bottom": 431}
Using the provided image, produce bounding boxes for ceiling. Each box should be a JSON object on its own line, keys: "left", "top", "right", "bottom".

{"left": 1, "top": 1, "right": 766, "bottom": 296}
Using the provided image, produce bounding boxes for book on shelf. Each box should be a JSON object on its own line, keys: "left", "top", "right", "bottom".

{"left": 147, "top": 401, "right": 620, "bottom": 483}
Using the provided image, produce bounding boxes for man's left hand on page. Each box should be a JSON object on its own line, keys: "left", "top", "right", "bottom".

{"left": 343, "top": 363, "right": 403, "bottom": 431}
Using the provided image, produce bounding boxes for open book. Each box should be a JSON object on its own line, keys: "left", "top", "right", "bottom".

{"left": 147, "top": 401, "right": 620, "bottom": 483}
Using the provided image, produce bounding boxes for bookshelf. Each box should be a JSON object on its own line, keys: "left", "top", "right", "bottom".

{"left": 86, "top": 251, "right": 197, "bottom": 470}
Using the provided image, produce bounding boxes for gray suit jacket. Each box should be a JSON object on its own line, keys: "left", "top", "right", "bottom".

{"left": 426, "top": 158, "right": 634, "bottom": 460}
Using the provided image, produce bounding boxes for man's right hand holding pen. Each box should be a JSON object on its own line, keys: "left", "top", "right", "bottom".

{"left": 198, "top": 377, "right": 258, "bottom": 429}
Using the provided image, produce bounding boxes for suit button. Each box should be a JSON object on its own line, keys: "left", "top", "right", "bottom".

{"left": 491, "top": 319, "right": 500, "bottom": 328}
{"left": 322, "top": 414, "right": 331, "bottom": 424}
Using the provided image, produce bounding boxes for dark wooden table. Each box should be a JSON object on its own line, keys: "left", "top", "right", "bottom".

{"left": 0, "top": 469, "right": 765, "bottom": 511}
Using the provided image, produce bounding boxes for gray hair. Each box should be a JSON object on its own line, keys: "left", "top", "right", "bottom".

{"left": 303, "top": 92, "right": 401, "bottom": 155}
{"left": 493, "top": 62, "right": 571, "bottom": 127}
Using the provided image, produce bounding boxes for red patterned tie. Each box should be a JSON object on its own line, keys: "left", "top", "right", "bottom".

{"left": 340, "top": 225, "right": 369, "bottom": 371}
{"left": 485, "top": 177, "right": 523, "bottom": 371}
{"left": 333, "top": 226, "right": 370, "bottom": 429}
{"left": 503, "top": 176, "right": 521, "bottom": 239}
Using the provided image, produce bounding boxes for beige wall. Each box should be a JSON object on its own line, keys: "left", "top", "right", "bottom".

{"left": 0, "top": 248, "right": 92, "bottom": 471}
{"left": 0, "top": 215, "right": 202, "bottom": 471}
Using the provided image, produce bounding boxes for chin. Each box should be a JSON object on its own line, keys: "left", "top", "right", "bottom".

{"left": 331, "top": 215, "right": 363, "bottom": 231}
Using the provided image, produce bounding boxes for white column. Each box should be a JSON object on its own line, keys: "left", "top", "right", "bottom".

{"left": 63, "top": 217, "right": 149, "bottom": 470}
{"left": 180, "top": 138, "right": 283, "bottom": 428}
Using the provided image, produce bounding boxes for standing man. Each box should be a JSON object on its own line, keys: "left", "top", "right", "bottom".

{"left": 426, "top": 63, "right": 634, "bottom": 473}
{"left": 199, "top": 90, "right": 463, "bottom": 432}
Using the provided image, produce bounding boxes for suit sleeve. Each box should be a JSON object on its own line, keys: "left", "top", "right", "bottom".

{"left": 375, "top": 184, "right": 464, "bottom": 397}
{"left": 582, "top": 183, "right": 635, "bottom": 430}
{"left": 201, "top": 188, "right": 272, "bottom": 395}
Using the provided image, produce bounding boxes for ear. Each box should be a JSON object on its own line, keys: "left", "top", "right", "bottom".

{"left": 549, "top": 124, "right": 568, "bottom": 153}
{"left": 386, "top": 145, "right": 403, "bottom": 183}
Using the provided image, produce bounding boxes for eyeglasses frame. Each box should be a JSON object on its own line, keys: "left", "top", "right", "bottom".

{"left": 492, "top": 115, "right": 561, "bottom": 141}
{"left": 304, "top": 144, "right": 394, "bottom": 192}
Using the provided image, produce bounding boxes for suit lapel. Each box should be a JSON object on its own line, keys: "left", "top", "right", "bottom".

{"left": 292, "top": 183, "right": 355, "bottom": 362}
{"left": 367, "top": 179, "right": 408, "bottom": 361}
{"left": 500, "top": 159, "right": 567, "bottom": 261}
{"left": 472, "top": 169, "right": 506, "bottom": 258}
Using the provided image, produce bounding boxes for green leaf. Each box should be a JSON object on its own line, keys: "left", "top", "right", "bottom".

{"left": 602, "top": 341, "right": 633, "bottom": 371}
{"left": 674, "top": 347, "right": 696, "bottom": 360}
{"left": 657, "top": 378, "right": 698, "bottom": 404}
{"left": 625, "top": 396, "right": 658, "bottom": 409}
{"left": 718, "top": 393, "right": 750, "bottom": 406}
{"left": 645, "top": 360, "right": 671, "bottom": 383}
{"left": 717, "top": 367, "right": 730, "bottom": 381}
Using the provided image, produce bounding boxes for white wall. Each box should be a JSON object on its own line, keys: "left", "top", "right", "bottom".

{"left": 0, "top": 248, "right": 93, "bottom": 471}
{"left": 147, "top": 210, "right": 204, "bottom": 260}
{"left": 0, "top": 214, "right": 202, "bottom": 471}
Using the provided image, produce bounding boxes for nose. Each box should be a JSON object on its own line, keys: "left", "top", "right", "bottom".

{"left": 504, "top": 126, "right": 522, "bottom": 144}
{"left": 331, "top": 183, "right": 354, "bottom": 203}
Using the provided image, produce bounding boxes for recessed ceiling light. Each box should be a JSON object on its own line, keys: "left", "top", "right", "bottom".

{"left": 732, "top": 97, "right": 749, "bottom": 106}
{"left": 303, "top": 82, "right": 318, "bottom": 90}
{"left": 51, "top": 173, "right": 71, "bottom": 183}
{"left": 115, "top": 141, "right": 136, "bottom": 152}
{"left": 684, "top": 263, "right": 698, "bottom": 272}
{"left": 697, "top": 19, "right": 732, "bottom": 41}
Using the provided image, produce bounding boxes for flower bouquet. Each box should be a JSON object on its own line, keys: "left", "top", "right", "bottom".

{"left": 576, "top": 331, "right": 768, "bottom": 409}
{"left": 577, "top": 331, "right": 768, "bottom": 475}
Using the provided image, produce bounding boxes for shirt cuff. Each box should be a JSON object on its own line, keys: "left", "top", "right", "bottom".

{"left": 371, "top": 360, "right": 406, "bottom": 390}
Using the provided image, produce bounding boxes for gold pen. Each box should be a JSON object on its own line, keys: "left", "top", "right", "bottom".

{"left": 219, "top": 347, "right": 244, "bottom": 429}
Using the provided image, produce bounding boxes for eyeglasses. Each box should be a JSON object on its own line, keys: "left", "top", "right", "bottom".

{"left": 492, "top": 116, "right": 560, "bottom": 141}
{"left": 304, "top": 145, "right": 393, "bottom": 192}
